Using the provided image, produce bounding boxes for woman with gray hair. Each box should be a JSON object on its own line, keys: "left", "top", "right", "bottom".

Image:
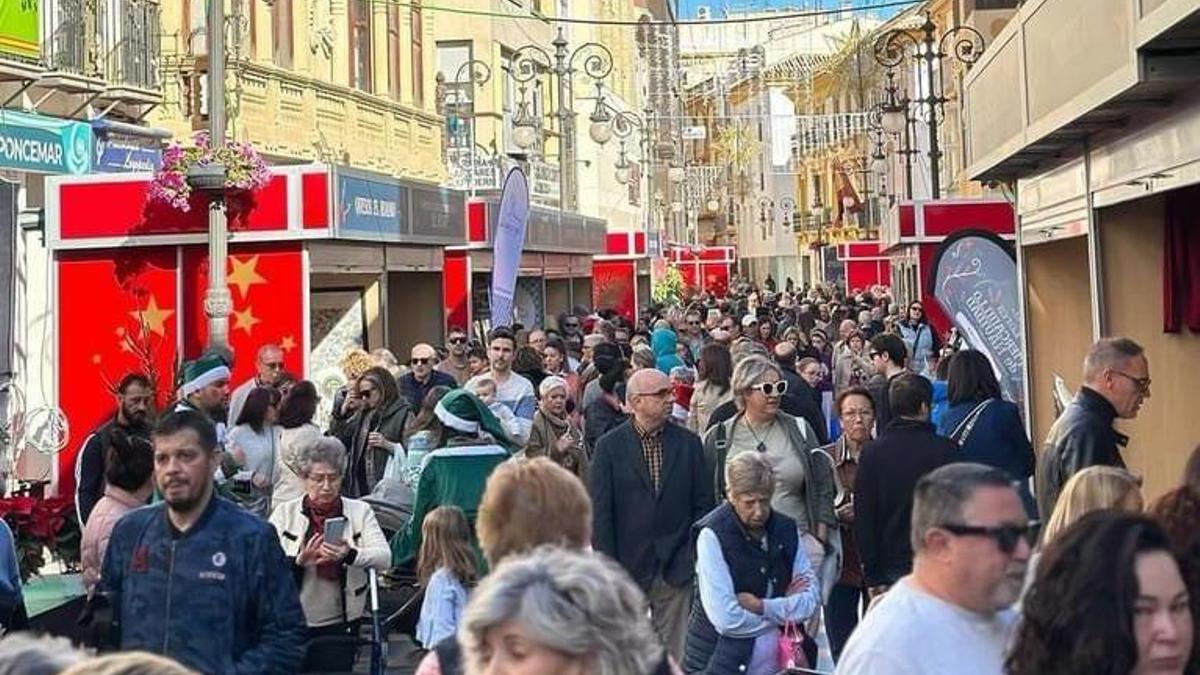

{"left": 269, "top": 437, "right": 391, "bottom": 671}
{"left": 460, "top": 546, "right": 677, "bottom": 675}
{"left": 702, "top": 354, "right": 838, "bottom": 588}
{"left": 524, "top": 376, "right": 588, "bottom": 481}
{"left": 685, "top": 452, "right": 821, "bottom": 674}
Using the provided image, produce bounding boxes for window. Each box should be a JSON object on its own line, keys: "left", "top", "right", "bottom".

{"left": 272, "top": 0, "right": 293, "bottom": 68}
{"left": 411, "top": 0, "right": 425, "bottom": 107}
{"left": 247, "top": 0, "right": 257, "bottom": 59}
{"left": 349, "top": 0, "right": 372, "bottom": 92}
{"left": 387, "top": 5, "right": 401, "bottom": 100}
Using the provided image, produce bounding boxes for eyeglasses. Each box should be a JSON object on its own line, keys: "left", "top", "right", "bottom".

{"left": 307, "top": 473, "right": 342, "bottom": 486}
{"left": 869, "top": 351, "right": 882, "bottom": 359}
{"left": 635, "top": 387, "right": 673, "bottom": 399}
{"left": 840, "top": 408, "right": 874, "bottom": 419}
{"left": 359, "top": 386, "right": 379, "bottom": 397}
{"left": 262, "top": 362, "right": 284, "bottom": 370}
{"left": 1111, "top": 370, "right": 1152, "bottom": 393}
{"left": 448, "top": 337, "right": 467, "bottom": 345}
{"left": 410, "top": 357, "right": 431, "bottom": 365}
{"left": 687, "top": 320, "right": 702, "bottom": 326}
{"left": 938, "top": 521, "right": 1037, "bottom": 555}
{"left": 750, "top": 381, "right": 788, "bottom": 397}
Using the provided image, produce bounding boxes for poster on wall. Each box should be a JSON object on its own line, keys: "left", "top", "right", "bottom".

{"left": 309, "top": 289, "right": 365, "bottom": 427}
{"left": 930, "top": 230, "right": 1025, "bottom": 412}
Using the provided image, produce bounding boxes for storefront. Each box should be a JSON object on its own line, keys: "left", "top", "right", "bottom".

{"left": 836, "top": 241, "right": 892, "bottom": 293}
{"left": 963, "top": 0, "right": 1200, "bottom": 499}
{"left": 667, "top": 245, "right": 736, "bottom": 297}
{"left": 444, "top": 195, "right": 606, "bottom": 336}
{"left": 880, "top": 199, "right": 1014, "bottom": 335}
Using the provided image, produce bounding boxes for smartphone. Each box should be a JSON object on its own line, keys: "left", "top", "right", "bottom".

{"left": 323, "top": 516, "right": 347, "bottom": 545}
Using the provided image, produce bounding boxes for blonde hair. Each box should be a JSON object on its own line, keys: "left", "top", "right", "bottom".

{"left": 338, "top": 348, "right": 373, "bottom": 380}
{"left": 59, "top": 652, "right": 196, "bottom": 675}
{"left": 1042, "top": 466, "right": 1143, "bottom": 544}
{"left": 477, "top": 458, "right": 592, "bottom": 566}
{"left": 725, "top": 451, "right": 775, "bottom": 499}
{"left": 417, "top": 506, "right": 478, "bottom": 587}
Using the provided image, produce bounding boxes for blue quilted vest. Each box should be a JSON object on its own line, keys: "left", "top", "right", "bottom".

{"left": 683, "top": 502, "right": 798, "bottom": 674}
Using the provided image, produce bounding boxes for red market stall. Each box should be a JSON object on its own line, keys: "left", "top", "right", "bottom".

{"left": 881, "top": 198, "right": 1015, "bottom": 335}
{"left": 667, "top": 245, "right": 736, "bottom": 297}
{"left": 837, "top": 241, "right": 892, "bottom": 293}
{"left": 591, "top": 231, "right": 650, "bottom": 324}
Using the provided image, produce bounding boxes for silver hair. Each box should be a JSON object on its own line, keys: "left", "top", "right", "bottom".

{"left": 910, "top": 463, "right": 1015, "bottom": 553}
{"left": 0, "top": 633, "right": 86, "bottom": 675}
{"left": 297, "top": 437, "right": 348, "bottom": 478}
{"left": 731, "top": 354, "right": 782, "bottom": 410}
{"left": 539, "top": 375, "right": 569, "bottom": 398}
{"left": 725, "top": 451, "right": 775, "bottom": 499}
{"left": 461, "top": 547, "right": 664, "bottom": 675}
{"left": 1082, "top": 337, "right": 1144, "bottom": 383}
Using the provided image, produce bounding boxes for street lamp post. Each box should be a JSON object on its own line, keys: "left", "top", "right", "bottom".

{"left": 203, "top": 0, "right": 231, "bottom": 355}
{"left": 873, "top": 14, "right": 984, "bottom": 199}
{"left": 508, "top": 28, "right": 614, "bottom": 212}
{"left": 777, "top": 196, "right": 797, "bottom": 232}
{"left": 444, "top": 59, "right": 492, "bottom": 197}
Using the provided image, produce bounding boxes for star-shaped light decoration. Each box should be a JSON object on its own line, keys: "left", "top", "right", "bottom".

{"left": 130, "top": 295, "right": 175, "bottom": 337}
{"left": 280, "top": 335, "right": 297, "bottom": 353}
{"left": 228, "top": 255, "right": 267, "bottom": 301}
{"left": 233, "top": 307, "right": 261, "bottom": 335}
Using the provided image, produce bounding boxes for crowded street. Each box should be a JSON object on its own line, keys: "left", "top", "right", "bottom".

{"left": 0, "top": 0, "right": 1198, "bottom": 673}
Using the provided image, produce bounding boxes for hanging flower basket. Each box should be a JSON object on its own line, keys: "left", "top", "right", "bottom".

{"left": 148, "top": 131, "right": 271, "bottom": 212}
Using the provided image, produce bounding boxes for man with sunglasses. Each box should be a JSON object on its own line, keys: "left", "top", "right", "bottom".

{"left": 1036, "top": 337, "right": 1150, "bottom": 520}
{"left": 838, "top": 463, "right": 1030, "bottom": 674}
{"left": 853, "top": 373, "right": 959, "bottom": 602}
{"left": 436, "top": 329, "right": 473, "bottom": 385}
{"left": 398, "top": 343, "right": 457, "bottom": 410}
{"left": 227, "top": 344, "right": 284, "bottom": 431}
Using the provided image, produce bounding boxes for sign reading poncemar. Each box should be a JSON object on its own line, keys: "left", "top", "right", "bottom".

{"left": 0, "top": 111, "right": 94, "bottom": 175}
{"left": 0, "top": 0, "right": 39, "bottom": 60}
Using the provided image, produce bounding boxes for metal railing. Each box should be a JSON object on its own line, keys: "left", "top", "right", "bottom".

{"left": 41, "top": 0, "right": 161, "bottom": 90}
{"left": 792, "top": 112, "right": 872, "bottom": 157}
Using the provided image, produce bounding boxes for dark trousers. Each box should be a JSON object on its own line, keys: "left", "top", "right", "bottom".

{"left": 303, "top": 620, "right": 362, "bottom": 673}
{"left": 827, "top": 582, "right": 868, "bottom": 662}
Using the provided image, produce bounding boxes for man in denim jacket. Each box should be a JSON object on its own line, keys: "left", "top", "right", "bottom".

{"left": 99, "top": 410, "right": 306, "bottom": 674}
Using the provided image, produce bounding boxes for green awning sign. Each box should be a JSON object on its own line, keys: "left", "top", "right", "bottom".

{"left": 0, "top": 0, "right": 39, "bottom": 61}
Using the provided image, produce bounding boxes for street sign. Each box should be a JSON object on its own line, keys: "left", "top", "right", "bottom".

{"left": 682, "top": 126, "right": 707, "bottom": 140}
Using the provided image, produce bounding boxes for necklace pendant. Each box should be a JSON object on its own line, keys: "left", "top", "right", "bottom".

{"left": 756, "top": 442, "right": 767, "bottom": 453}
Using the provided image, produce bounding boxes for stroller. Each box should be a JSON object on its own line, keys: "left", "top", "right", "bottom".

{"left": 300, "top": 569, "right": 389, "bottom": 674}
{"left": 359, "top": 475, "right": 428, "bottom": 643}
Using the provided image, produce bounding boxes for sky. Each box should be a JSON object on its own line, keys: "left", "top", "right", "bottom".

{"left": 674, "top": 0, "right": 908, "bottom": 20}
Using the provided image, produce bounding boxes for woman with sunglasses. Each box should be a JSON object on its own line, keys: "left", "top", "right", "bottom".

{"left": 898, "top": 302, "right": 941, "bottom": 374}
{"left": 330, "top": 366, "right": 412, "bottom": 499}
{"left": 702, "top": 355, "right": 838, "bottom": 584}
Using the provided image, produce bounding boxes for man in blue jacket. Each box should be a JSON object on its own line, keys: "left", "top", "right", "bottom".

{"left": 99, "top": 410, "right": 305, "bottom": 674}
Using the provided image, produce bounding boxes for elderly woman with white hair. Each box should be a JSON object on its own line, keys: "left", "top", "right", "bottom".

{"left": 685, "top": 452, "right": 821, "bottom": 675}
{"left": 269, "top": 437, "right": 391, "bottom": 671}
{"left": 702, "top": 355, "right": 838, "bottom": 589}
{"left": 459, "top": 546, "right": 680, "bottom": 675}
{"left": 525, "top": 376, "right": 588, "bottom": 482}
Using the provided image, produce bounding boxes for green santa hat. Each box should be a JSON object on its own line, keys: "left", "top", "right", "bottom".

{"left": 435, "top": 389, "right": 516, "bottom": 452}
{"left": 180, "top": 354, "right": 232, "bottom": 397}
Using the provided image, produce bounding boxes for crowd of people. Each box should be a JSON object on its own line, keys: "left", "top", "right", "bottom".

{"left": 0, "top": 275, "right": 1193, "bottom": 675}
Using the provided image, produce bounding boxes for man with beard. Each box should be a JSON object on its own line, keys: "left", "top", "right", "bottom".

{"left": 838, "top": 463, "right": 1031, "bottom": 674}
{"left": 75, "top": 373, "right": 153, "bottom": 525}
{"left": 99, "top": 410, "right": 305, "bottom": 673}
{"left": 174, "top": 354, "right": 232, "bottom": 440}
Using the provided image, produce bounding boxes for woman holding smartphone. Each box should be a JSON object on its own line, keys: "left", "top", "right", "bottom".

{"left": 270, "top": 437, "right": 391, "bottom": 672}
{"left": 525, "top": 376, "right": 588, "bottom": 482}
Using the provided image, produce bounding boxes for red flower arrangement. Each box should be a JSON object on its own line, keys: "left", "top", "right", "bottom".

{"left": 0, "top": 485, "right": 80, "bottom": 583}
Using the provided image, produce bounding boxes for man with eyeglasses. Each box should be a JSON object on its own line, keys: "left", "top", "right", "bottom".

{"left": 227, "top": 344, "right": 284, "bottom": 430}
{"left": 838, "top": 463, "right": 1030, "bottom": 674}
{"left": 436, "top": 329, "right": 473, "bottom": 385}
{"left": 1036, "top": 337, "right": 1150, "bottom": 520}
{"left": 864, "top": 333, "right": 908, "bottom": 432}
{"left": 681, "top": 310, "right": 706, "bottom": 361}
{"left": 398, "top": 343, "right": 457, "bottom": 410}
{"left": 590, "top": 368, "right": 713, "bottom": 662}
{"left": 854, "top": 373, "right": 959, "bottom": 603}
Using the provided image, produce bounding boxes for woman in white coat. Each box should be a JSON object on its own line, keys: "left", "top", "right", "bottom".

{"left": 270, "top": 437, "right": 390, "bottom": 672}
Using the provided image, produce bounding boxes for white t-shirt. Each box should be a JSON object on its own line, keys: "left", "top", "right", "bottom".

{"left": 836, "top": 577, "right": 1017, "bottom": 675}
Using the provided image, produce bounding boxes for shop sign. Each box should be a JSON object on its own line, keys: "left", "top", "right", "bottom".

{"left": 95, "top": 135, "right": 163, "bottom": 173}
{"left": 336, "top": 171, "right": 406, "bottom": 239}
{"left": 410, "top": 185, "right": 466, "bottom": 243}
{"left": 0, "top": 110, "right": 93, "bottom": 175}
{"left": 0, "top": 0, "right": 39, "bottom": 60}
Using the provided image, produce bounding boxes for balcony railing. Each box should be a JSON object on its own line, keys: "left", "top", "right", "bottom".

{"left": 791, "top": 112, "right": 872, "bottom": 157}
{"left": 41, "top": 0, "right": 160, "bottom": 91}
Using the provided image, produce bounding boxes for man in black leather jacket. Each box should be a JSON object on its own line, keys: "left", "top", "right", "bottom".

{"left": 1035, "top": 337, "right": 1150, "bottom": 519}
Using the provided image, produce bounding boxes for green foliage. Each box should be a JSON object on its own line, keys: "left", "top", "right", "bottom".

{"left": 652, "top": 266, "right": 686, "bottom": 306}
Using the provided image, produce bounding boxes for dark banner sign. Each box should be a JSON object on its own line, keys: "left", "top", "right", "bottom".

{"left": 930, "top": 230, "right": 1025, "bottom": 410}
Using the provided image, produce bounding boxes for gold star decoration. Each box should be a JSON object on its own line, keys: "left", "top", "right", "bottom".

{"left": 130, "top": 295, "right": 175, "bottom": 337}
{"left": 228, "top": 255, "right": 267, "bottom": 301}
{"left": 232, "top": 306, "right": 261, "bottom": 335}
{"left": 280, "top": 335, "right": 297, "bottom": 353}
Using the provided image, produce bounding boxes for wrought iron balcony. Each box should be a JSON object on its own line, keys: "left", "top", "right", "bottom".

{"left": 40, "top": 0, "right": 161, "bottom": 93}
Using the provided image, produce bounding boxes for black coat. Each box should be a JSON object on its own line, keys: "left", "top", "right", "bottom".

{"left": 1035, "top": 387, "right": 1126, "bottom": 519}
{"left": 706, "top": 389, "right": 829, "bottom": 446}
{"left": 589, "top": 420, "right": 714, "bottom": 591}
{"left": 854, "top": 418, "right": 959, "bottom": 587}
{"left": 398, "top": 370, "right": 457, "bottom": 410}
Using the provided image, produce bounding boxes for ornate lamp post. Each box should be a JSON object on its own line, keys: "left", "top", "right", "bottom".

{"left": 777, "top": 196, "right": 797, "bottom": 232}
{"left": 873, "top": 14, "right": 985, "bottom": 199}
{"left": 507, "top": 29, "right": 615, "bottom": 212}
{"left": 441, "top": 59, "right": 492, "bottom": 197}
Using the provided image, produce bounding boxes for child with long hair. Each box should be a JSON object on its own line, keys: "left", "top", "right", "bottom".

{"left": 414, "top": 506, "right": 477, "bottom": 650}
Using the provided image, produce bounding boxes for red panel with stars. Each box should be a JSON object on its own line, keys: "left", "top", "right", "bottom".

{"left": 180, "top": 242, "right": 305, "bottom": 384}
{"left": 57, "top": 246, "right": 180, "bottom": 495}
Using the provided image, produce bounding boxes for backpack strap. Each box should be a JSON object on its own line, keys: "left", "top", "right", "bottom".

{"left": 713, "top": 419, "right": 729, "bottom": 498}
{"left": 950, "top": 399, "right": 993, "bottom": 446}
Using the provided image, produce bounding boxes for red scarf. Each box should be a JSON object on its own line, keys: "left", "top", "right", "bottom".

{"left": 303, "top": 496, "right": 344, "bottom": 581}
